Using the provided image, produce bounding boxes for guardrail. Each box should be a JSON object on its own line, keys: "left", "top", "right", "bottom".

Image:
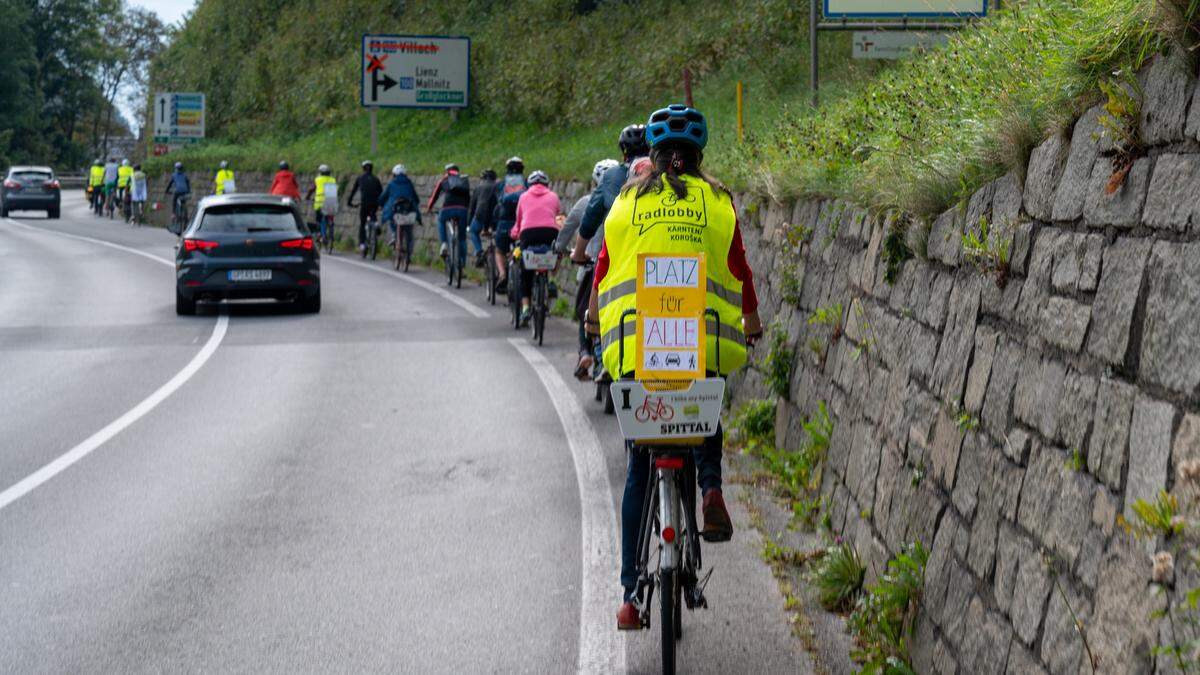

{"left": 57, "top": 173, "right": 86, "bottom": 189}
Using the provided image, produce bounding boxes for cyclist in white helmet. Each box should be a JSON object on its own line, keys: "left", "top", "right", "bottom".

{"left": 556, "top": 158, "right": 620, "bottom": 378}
{"left": 380, "top": 163, "right": 422, "bottom": 253}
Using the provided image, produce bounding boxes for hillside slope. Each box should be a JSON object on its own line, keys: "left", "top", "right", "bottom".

{"left": 152, "top": 0, "right": 1199, "bottom": 221}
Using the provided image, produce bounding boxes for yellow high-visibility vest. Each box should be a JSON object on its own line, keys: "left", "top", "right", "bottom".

{"left": 313, "top": 175, "right": 336, "bottom": 210}
{"left": 214, "top": 169, "right": 235, "bottom": 194}
{"left": 88, "top": 165, "right": 105, "bottom": 187}
{"left": 598, "top": 174, "right": 747, "bottom": 377}
{"left": 117, "top": 165, "right": 133, "bottom": 188}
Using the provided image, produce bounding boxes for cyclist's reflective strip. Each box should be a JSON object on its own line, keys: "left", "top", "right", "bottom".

{"left": 598, "top": 278, "right": 741, "bottom": 310}
{"left": 706, "top": 278, "right": 742, "bottom": 309}
{"left": 601, "top": 317, "right": 746, "bottom": 352}
{"left": 597, "top": 279, "right": 636, "bottom": 309}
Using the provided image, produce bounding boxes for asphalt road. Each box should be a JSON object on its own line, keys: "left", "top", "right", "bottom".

{"left": 0, "top": 194, "right": 809, "bottom": 673}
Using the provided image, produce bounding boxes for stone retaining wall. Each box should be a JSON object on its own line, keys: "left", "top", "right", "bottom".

{"left": 728, "top": 52, "right": 1200, "bottom": 674}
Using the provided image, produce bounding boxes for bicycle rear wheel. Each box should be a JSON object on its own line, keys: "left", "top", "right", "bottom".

{"left": 486, "top": 249, "right": 497, "bottom": 305}
{"left": 660, "top": 569, "right": 677, "bottom": 675}
{"left": 533, "top": 275, "right": 546, "bottom": 346}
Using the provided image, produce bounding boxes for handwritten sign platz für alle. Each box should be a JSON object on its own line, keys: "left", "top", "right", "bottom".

{"left": 635, "top": 253, "right": 706, "bottom": 381}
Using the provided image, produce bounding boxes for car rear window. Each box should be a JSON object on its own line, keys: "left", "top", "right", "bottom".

{"left": 12, "top": 171, "right": 52, "bottom": 182}
{"left": 198, "top": 205, "right": 302, "bottom": 233}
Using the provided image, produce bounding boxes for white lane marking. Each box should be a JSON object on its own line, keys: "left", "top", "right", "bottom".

{"left": 5, "top": 217, "right": 174, "bottom": 267}
{"left": 0, "top": 314, "right": 229, "bottom": 511}
{"left": 507, "top": 338, "right": 625, "bottom": 675}
{"left": 327, "top": 255, "right": 490, "bottom": 318}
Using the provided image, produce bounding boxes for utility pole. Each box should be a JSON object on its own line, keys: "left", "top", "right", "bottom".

{"left": 810, "top": 0, "right": 819, "bottom": 107}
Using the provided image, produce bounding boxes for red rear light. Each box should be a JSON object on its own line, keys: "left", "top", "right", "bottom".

{"left": 45, "top": 180, "right": 60, "bottom": 190}
{"left": 3, "top": 180, "right": 19, "bottom": 189}
{"left": 655, "top": 457, "right": 685, "bottom": 470}
{"left": 280, "top": 237, "right": 314, "bottom": 251}
{"left": 183, "top": 239, "right": 219, "bottom": 252}
{"left": 661, "top": 527, "right": 676, "bottom": 544}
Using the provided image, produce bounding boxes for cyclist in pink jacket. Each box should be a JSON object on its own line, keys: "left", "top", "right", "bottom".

{"left": 512, "top": 170, "right": 563, "bottom": 324}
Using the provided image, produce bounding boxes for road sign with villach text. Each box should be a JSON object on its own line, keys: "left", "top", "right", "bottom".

{"left": 361, "top": 34, "right": 470, "bottom": 109}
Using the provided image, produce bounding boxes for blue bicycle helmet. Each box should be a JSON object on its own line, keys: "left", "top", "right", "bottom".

{"left": 645, "top": 104, "right": 708, "bottom": 150}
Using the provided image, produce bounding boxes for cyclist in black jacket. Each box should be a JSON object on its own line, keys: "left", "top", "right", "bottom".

{"left": 347, "top": 160, "right": 383, "bottom": 252}
{"left": 468, "top": 168, "right": 498, "bottom": 267}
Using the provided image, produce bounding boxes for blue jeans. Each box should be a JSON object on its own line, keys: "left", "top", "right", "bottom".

{"left": 437, "top": 207, "right": 469, "bottom": 267}
{"left": 620, "top": 427, "right": 724, "bottom": 598}
{"left": 469, "top": 218, "right": 487, "bottom": 254}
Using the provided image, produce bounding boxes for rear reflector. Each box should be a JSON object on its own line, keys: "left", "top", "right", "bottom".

{"left": 297, "top": 279, "right": 314, "bottom": 286}
{"left": 183, "top": 239, "right": 219, "bottom": 252}
{"left": 280, "top": 237, "right": 314, "bottom": 250}
{"left": 655, "top": 457, "right": 685, "bottom": 470}
{"left": 184, "top": 280, "right": 202, "bottom": 287}
{"left": 662, "top": 527, "right": 676, "bottom": 544}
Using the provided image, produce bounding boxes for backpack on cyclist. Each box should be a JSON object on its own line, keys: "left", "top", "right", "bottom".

{"left": 497, "top": 175, "right": 526, "bottom": 222}
{"left": 444, "top": 173, "right": 470, "bottom": 199}
{"left": 393, "top": 197, "right": 418, "bottom": 226}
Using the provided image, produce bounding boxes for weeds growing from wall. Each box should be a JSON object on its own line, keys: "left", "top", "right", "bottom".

{"left": 849, "top": 541, "right": 930, "bottom": 674}
{"left": 761, "top": 321, "right": 795, "bottom": 401}
{"left": 810, "top": 542, "right": 866, "bottom": 613}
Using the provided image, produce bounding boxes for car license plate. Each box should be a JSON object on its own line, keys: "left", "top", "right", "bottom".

{"left": 228, "top": 269, "right": 272, "bottom": 282}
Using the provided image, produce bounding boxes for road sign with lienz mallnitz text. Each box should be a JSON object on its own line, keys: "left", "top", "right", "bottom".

{"left": 361, "top": 34, "right": 470, "bottom": 109}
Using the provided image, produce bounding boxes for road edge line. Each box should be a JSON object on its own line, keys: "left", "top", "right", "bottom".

{"left": 327, "top": 255, "right": 490, "bottom": 318}
{"left": 506, "top": 338, "right": 625, "bottom": 675}
{"left": 0, "top": 314, "right": 229, "bottom": 511}
{"left": 5, "top": 217, "right": 174, "bottom": 267}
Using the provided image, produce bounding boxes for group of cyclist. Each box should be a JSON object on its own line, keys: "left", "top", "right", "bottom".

{"left": 114, "top": 104, "right": 763, "bottom": 632}
{"left": 87, "top": 157, "right": 148, "bottom": 223}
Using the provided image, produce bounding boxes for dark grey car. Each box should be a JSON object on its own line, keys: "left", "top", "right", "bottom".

{"left": 1, "top": 166, "right": 61, "bottom": 218}
{"left": 175, "top": 194, "right": 320, "bottom": 315}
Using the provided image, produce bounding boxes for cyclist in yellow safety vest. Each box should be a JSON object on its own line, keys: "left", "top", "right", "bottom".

{"left": 305, "top": 165, "right": 338, "bottom": 243}
{"left": 586, "top": 104, "right": 763, "bottom": 631}
{"left": 213, "top": 161, "right": 235, "bottom": 195}
{"left": 117, "top": 160, "right": 133, "bottom": 196}
{"left": 88, "top": 159, "right": 105, "bottom": 210}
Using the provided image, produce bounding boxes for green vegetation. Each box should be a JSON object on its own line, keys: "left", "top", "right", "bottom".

{"left": 550, "top": 296, "right": 573, "bottom": 320}
{"left": 849, "top": 542, "right": 930, "bottom": 674}
{"left": 731, "top": 399, "right": 776, "bottom": 446}
{"left": 761, "top": 321, "right": 795, "bottom": 401}
{"left": 809, "top": 542, "right": 866, "bottom": 612}
{"left": 152, "top": 0, "right": 1200, "bottom": 224}
{"left": 733, "top": 0, "right": 1200, "bottom": 217}
{"left": 0, "top": 0, "right": 164, "bottom": 167}
{"left": 149, "top": 0, "right": 870, "bottom": 179}
{"left": 961, "top": 216, "right": 1011, "bottom": 288}
{"left": 1127, "top": 490, "right": 1184, "bottom": 538}
{"left": 736, "top": 399, "right": 834, "bottom": 530}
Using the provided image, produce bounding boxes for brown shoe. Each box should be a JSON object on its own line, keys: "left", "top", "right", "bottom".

{"left": 702, "top": 489, "right": 734, "bottom": 542}
{"left": 617, "top": 601, "right": 641, "bottom": 630}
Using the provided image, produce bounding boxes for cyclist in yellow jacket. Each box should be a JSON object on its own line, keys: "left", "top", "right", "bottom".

{"left": 213, "top": 161, "right": 235, "bottom": 195}
{"left": 88, "top": 159, "right": 105, "bottom": 213}
{"left": 587, "top": 104, "right": 763, "bottom": 630}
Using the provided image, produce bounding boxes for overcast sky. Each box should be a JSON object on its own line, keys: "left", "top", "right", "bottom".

{"left": 135, "top": 0, "right": 196, "bottom": 26}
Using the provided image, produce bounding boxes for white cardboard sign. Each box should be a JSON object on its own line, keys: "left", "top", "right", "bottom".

{"left": 610, "top": 379, "right": 726, "bottom": 441}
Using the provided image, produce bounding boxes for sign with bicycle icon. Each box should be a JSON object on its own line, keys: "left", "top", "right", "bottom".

{"left": 611, "top": 379, "right": 725, "bottom": 440}
{"left": 612, "top": 252, "right": 725, "bottom": 441}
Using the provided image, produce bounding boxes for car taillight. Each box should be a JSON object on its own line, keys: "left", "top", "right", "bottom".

{"left": 280, "top": 237, "right": 313, "bottom": 250}
{"left": 3, "top": 180, "right": 19, "bottom": 189}
{"left": 44, "top": 180, "right": 60, "bottom": 190}
{"left": 183, "top": 239, "right": 219, "bottom": 252}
